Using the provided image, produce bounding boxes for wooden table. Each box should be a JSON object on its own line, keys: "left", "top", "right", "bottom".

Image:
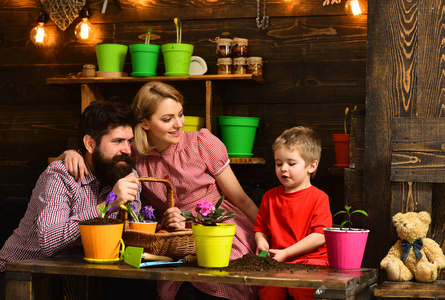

{"left": 5, "top": 256, "right": 377, "bottom": 300}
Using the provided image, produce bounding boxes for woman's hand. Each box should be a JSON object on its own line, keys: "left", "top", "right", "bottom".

{"left": 162, "top": 206, "right": 186, "bottom": 229}
{"left": 58, "top": 150, "right": 87, "bottom": 181}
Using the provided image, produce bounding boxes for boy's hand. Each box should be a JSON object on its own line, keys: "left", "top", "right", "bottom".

{"left": 268, "top": 249, "right": 288, "bottom": 262}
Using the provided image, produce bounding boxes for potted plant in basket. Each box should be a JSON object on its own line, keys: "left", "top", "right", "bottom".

{"left": 323, "top": 205, "right": 369, "bottom": 269}
{"left": 121, "top": 203, "right": 157, "bottom": 233}
{"left": 181, "top": 196, "right": 236, "bottom": 268}
{"left": 129, "top": 27, "right": 161, "bottom": 77}
{"left": 161, "top": 17, "right": 194, "bottom": 76}
{"left": 78, "top": 195, "right": 126, "bottom": 263}
{"left": 333, "top": 106, "right": 355, "bottom": 168}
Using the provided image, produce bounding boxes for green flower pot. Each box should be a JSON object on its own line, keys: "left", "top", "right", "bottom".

{"left": 129, "top": 44, "right": 161, "bottom": 77}
{"left": 161, "top": 43, "right": 194, "bottom": 76}
{"left": 95, "top": 43, "right": 128, "bottom": 72}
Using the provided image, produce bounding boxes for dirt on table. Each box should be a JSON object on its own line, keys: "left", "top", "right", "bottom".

{"left": 220, "top": 254, "right": 325, "bottom": 273}
{"left": 183, "top": 253, "right": 326, "bottom": 273}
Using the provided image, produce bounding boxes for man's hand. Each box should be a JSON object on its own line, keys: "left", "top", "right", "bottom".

{"left": 111, "top": 173, "right": 139, "bottom": 207}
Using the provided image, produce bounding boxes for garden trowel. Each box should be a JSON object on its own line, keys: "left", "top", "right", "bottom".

{"left": 124, "top": 246, "right": 172, "bottom": 268}
{"left": 258, "top": 250, "right": 268, "bottom": 257}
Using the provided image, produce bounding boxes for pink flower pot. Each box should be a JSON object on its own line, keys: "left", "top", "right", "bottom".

{"left": 323, "top": 228, "right": 369, "bottom": 269}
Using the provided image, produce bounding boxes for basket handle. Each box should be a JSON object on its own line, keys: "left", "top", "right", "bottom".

{"left": 137, "top": 177, "right": 175, "bottom": 208}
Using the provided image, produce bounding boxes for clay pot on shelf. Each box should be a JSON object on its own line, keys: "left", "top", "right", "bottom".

{"left": 333, "top": 133, "right": 349, "bottom": 168}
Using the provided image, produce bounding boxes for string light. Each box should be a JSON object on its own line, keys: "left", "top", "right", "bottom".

{"left": 30, "top": 12, "right": 49, "bottom": 45}
{"left": 74, "top": 7, "right": 95, "bottom": 41}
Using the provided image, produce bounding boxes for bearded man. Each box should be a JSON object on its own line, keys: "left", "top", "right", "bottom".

{"left": 0, "top": 100, "right": 142, "bottom": 272}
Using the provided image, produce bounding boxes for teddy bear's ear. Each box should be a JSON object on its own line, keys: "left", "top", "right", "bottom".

{"left": 418, "top": 211, "right": 431, "bottom": 224}
{"left": 392, "top": 212, "right": 403, "bottom": 226}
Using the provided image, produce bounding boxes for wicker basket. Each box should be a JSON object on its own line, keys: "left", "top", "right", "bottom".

{"left": 122, "top": 177, "right": 195, "bottom": 260}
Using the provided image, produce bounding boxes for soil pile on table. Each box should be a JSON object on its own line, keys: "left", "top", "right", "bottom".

{"left": 220, "top": 254, "right": 325, "bottom": 273}
{"left": 79, "top": 218, "right": 123, "bottom": 225}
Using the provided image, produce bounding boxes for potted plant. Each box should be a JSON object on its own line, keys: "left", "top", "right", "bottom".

{"left": 129, "top": 27, "right": 161, "bottom": 77}
{"left": 333, "top": 106, "right": 355, "bottom": 168}
{"left": 121, "top": 203, "right": 157, "bottom": 234}
{"left": 181, "top": 196, "right": 236, "bottom": 268}
{"left": 78, "top": 196, "right": 125, "bottom": 263}
{"left": 323, "top": 205, "right": 369, "bottom": 269}
{"left": 161, "top": 17, "right": 194, "bottom": 76}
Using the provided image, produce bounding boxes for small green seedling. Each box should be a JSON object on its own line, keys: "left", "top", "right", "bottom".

{"left": 334, "top": 205, "right": 368, "bottom": 230}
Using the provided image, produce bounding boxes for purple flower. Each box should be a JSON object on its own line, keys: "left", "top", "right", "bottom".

{"left": 105, "top": 192, "right": 117, "bottom": 215}
{"left": 142, "top": 206, "right": 156, "bottom": 220}
{"left": 197, "top": 200, "right": 213, "bottom": 217}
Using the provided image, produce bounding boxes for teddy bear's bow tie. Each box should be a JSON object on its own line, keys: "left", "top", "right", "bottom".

{"left": 401, "top": 238, "right": 423, "bottom": 262}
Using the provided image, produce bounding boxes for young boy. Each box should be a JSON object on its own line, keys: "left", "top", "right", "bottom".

{"left": 253, "top": 126, "right": 332, "bottom": 300}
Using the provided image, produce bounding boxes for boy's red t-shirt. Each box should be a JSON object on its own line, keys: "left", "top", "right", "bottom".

{"left": 253, "top": 185, "right": 332, "bottom": 264}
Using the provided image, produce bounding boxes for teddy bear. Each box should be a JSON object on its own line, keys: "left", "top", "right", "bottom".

{"left": 380, "top": 211, "right": 445, "bottom": 282}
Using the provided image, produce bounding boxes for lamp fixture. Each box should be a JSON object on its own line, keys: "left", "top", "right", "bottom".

{"left": 74, "top": 7, "right": 95, "bottom": 41}
{"left": 30, "top": 12, "right": 49, "bottom": 45}
{"left": 345, "top": 0, "right": 363, "bottom": 16}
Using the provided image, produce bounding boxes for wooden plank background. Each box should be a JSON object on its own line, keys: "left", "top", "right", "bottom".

{"left": 0, "top": 0, "right": 367, "bottom": 197}
{"left": 366, "top": 0, "right": 445, "bottom": 280}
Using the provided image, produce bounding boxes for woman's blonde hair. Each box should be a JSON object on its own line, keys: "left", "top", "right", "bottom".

{"left": 272, "top": 126, "right": 322, "bottom": 178}
{"left": 132, "top": 81, "right": 184, "bottom": 155}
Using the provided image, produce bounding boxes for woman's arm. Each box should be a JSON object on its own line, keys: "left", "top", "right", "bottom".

{"left": 215, "top": 165, "right": 259, "bottom": 223}
{"left": 56, "top": 150, "right": 87, "bottom": 181}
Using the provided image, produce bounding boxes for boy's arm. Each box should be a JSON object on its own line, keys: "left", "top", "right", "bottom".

{"left": 269, "top": 232, "right": 325, "bottom": 262}
{"left": 255, "top": 231, "right": 270, "bottom": 255}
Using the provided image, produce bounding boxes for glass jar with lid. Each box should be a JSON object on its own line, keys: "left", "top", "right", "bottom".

{"left": 247, "top": 56, "right": 263, "bottom": 76}
{"left": 232, "top": 57, "right": 247, "bottom": 74}
{"left": 216, "top": 38, "right": 232, "bottom": 58}
{"left": 232, "top": 37, "right": 248, "bottom": 57}
{"left": 217, "top": 58, "right": 233, "bottom": 75}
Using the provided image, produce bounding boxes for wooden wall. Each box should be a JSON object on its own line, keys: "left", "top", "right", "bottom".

{"left": 0, "top": 0, "right": 367, "bottom": 252}
{"left": 366, "top": 0, "right": 445, "bottom": 279}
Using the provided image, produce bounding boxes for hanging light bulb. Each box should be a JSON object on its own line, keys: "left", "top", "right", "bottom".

{"left": 345, "top": 0, "right": 364, "bottom": 16}
{"left": 74, "top": 7, "right": 95, "bottom": 41}
{"left": 30, "top": 12, "right": 49, "bottom": 45}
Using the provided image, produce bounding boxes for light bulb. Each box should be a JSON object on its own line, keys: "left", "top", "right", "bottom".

{"left": 74, "top": 18, "right": 95, "bottom": 40}
{"left": 345, "top": 0, "right": 363, "bottom": 16}
{"left": 30, "top": 13, "right": 49, "bottom": 45}
{"left": 30, "top": 22, "right": 49, "bottom": 45}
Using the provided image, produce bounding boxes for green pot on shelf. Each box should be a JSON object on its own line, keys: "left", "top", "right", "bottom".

{"left": 161, "top": 43, "right": 194, "bottom": 76}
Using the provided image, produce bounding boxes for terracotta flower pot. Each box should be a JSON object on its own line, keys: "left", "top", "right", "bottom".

{"left": 333, "top": 133, "right": 349, "bottom": 168}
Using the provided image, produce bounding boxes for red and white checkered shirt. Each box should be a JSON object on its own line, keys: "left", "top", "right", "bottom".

{"left": 0, "top": 158, "right": 141, "bottom": 272}
{"left": 133, "top": 129, "right": 257, "bottom": 300}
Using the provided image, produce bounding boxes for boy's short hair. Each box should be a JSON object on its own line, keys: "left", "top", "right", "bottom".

{"left": 272, "top": 126, "right": 322, "bottom": 178}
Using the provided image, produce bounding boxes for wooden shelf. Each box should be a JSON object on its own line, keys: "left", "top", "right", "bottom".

{"left": 46, "top": 74, "right": 264, "bottom": 84}
{"left": 229, "top": 157, "right": 266, "bottom": 164}
{"left": 47, "top": 74, "right": 264, "bottom": 165}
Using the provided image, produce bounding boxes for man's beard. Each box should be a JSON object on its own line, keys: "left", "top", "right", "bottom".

{"left": 92, "top": 150, "right": 135, "bottom": 187}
